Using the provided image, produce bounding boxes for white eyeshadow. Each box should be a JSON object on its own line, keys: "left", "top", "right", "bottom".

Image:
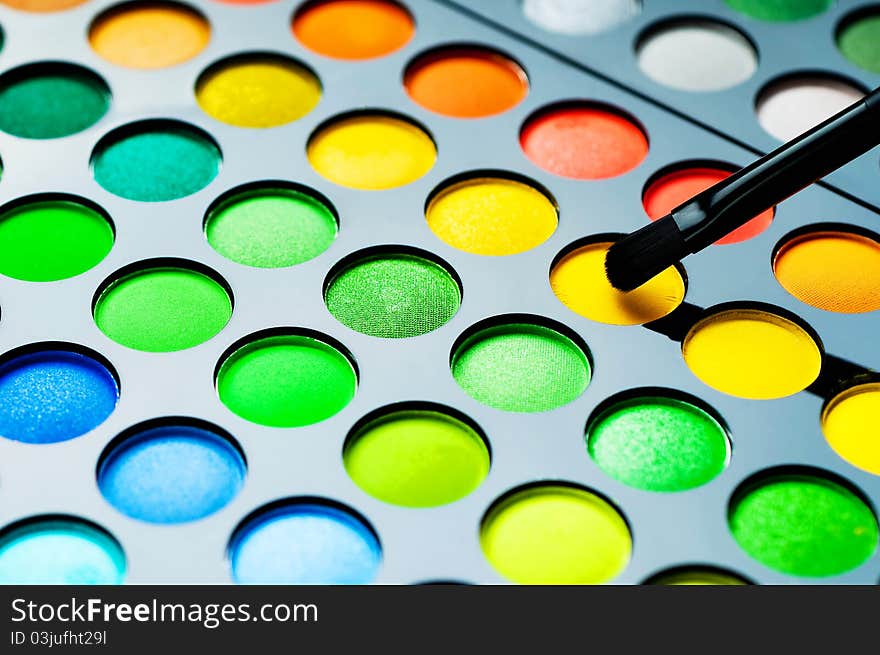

{"left": 523, "top": 0, "right": 641, "bottom": 35}
{"left": 756, "top": 76, "right": 865, "bottom": 141}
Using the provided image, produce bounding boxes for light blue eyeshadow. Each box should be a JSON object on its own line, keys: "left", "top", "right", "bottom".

{"left": 230, "top": 503, "right": 381, "bottom": 584}
{"left": 0, "top": 519, "right": 125, "bottom": 584}
{"left": 0, "top": 349, "right": 118, "bottom": 444}
{"left": 98, "top": 424, "right": 246, "bottom": 524}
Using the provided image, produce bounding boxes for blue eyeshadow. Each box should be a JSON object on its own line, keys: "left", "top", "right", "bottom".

{"left": 0, "top": 349, "right": 118, "bottom": 444}
{"left": 0, "top": 518, "right": 125, "bottom": 584}
{"left": 98, "top": 423, "right": 246, "bottom": 524}
{"left": 230, "top": 503, "right": 381, "bottom": 584}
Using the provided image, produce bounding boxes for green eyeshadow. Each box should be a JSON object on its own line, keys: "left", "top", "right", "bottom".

{"left": 837, "top": 11, "right": 880, "bottom": 74}
{"left": 724, "top": 0, "right": 831, "bottom": 22}
{"left": 344, "top": 408, "right": 490, "bottom": 508}
{"left": 0, "top": 63, "right": 109, "bottom": 139}
{"left": 325, "top": 253, "right": 460, "bottom": 338}
{"left": 587, "top": 396, "right": 729, "bottom": 492}
{"left": 206, "top": 186, "right": 337, "bottom": 268}
{"left": 451, "top": 323, "right": 590, "bottom": 412}
{"left": 217, "top": 334, "right": 357, "bottom": 428}
{"left": 94, "top": 266, "right": 232, "bottom": 352}
{"left": 729, "top": 473, "right": 879, "bottom": 577}
{"left": 0, "top": 198, "right": 113, "bottom": 281}
{"left": 92, "top": 122, "right": 221, "bottom": 202}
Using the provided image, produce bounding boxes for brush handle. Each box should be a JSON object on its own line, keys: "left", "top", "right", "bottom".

{"left": 672, "top": 86, "right": 880, "bottom": 251}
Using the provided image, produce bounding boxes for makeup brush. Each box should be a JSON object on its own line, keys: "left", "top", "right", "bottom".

{"left": 605, "top": 85, "right": 880, "bottom": 291}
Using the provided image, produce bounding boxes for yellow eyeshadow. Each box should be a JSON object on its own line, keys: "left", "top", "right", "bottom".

{"left": 89, "top": 4, "right": 211, "bottom": 70}
{"left": 822, "top": 383, "right": 880, "bottom": 475}
{"left": 549, "top": 241, "right": 685, "bottom": 325}
{"left": 648, "top": 569, "right": 748, "bottom": 585}
{"left": 196, "top": 59, "right": 321, "bottom": 128}
{"left": 425, "top": 178, "right": 557, "bottom": 255}
{"left": 480, "top": 485, "right": 631, "bottom": 585}
{"left": 682, "top": 308, "right": 821, "bottom": 400}
{"left": 307, "top": 115, "right": 436, "bottom": 190}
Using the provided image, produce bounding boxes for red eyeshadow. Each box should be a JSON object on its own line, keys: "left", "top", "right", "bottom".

{"left": 520, "top": 106, "right": 648, "bottom": 179}
{"left": 642, "top": 166, "right": 773, "bottom": 245}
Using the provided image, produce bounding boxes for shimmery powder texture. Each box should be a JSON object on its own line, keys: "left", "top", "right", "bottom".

{"left": 452, "top": 324, "right": 590, "bottom": 412}
{"left": 0, "top": 350, "right": 118, "bottom": 444}
{"left": 838, "top": 12, "right": 880, "bottom": 73}
{"left": 99, "top": 425, "right": 245, "bottom": 524}
{"left": 0, "top": 65, "right": 109, "bottom": 138}
{"left": 92, "top": 125, "right": 221, "bottom": 201}
{"left": 729, "top": 475, "right": 878, "bottom": 577}
{"left": 231, "top": 503, "right": 381, "bottom": 584}
{"left": 325, "top": 255, "right": 460, "bottom": 338}
{"left": 588, "top": 397, "right": 729, "bottom": 491}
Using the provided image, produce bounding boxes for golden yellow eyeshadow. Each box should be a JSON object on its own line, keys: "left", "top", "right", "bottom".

{"left": 822, "top": 382, "right": 880, "bottom": 475}
{"left": 682, "top": 308, "right": 822, "bottom": 400}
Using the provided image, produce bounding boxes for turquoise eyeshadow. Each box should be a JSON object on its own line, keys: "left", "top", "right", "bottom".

{"left": 0, "top": 519, "right": 125, "bottom": 584}
{"left": 230, "top": 503, "right": 381, "bottom": 584}
{"left": 98, "top": 424, "right": 246, "bottom": 524}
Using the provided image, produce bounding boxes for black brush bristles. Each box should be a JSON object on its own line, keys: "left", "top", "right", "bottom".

{"left": 604, "top": 215, "right": 689, "bottom": 291}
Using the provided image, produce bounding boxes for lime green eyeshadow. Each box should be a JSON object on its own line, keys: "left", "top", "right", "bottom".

{"left": 647, "top": 568, "right": 748, "bottom": 585}
{"left": 94, "top": 267, "right": 232, "bottom": 352}
{"left": 452, "top": 323, "right": 590, "bottom": 412}
{"left": 838, "top": 12, "right": 880, "bottom": 74}
{"left": 92, "top": 123, "right": 220, "bottom": 202}
{"left": 206, "top": 187, "right": 337, "bottom": 268}
{"left": 729, "top": 474, "right": 879, "bottom": 577}
{"left": 481, "top": 484, "right": 631, "bottom": 584}
{"left": 325, "top": 254, "right": 460, "bottom": 338}
{"left": 344, "top": 409, "right": 490, "bottom": 508}
{"left": 217, "top": 334, "right": 356, "bottom": 427}
{"left": 587, "top": 396, "right": 729, "bottom": 492}
{"left": 724, "top": 0, "right": 831, "bottom": 21}
{"left": 0, "top": 64, "right": 109, "bottom": 139}
{"left": 0, "top": 199, "right": 113, "bottom": 281}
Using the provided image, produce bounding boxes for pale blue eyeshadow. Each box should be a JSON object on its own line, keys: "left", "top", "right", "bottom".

{"left": 0, "top": 519, "right": 125, "bottom": 584}
{"left": 0, "top": 350, "right": 118, "bottom": 444}
{"left": 98, "top": 425, "right": 246, "bottom": 524}
{"left": 230, "top": 504, "right": 381, "bottom": 584}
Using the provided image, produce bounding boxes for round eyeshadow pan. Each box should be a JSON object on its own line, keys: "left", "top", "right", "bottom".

{"left": 292, "top": 0, "right": 414, "bottom": 60}
{"left": 682, "top": 307, "right": 821, "bottom": 400}
{"left": 587, "top": 395, "right": 729, "bottom": 492}
{"left": 837, "top": 9, "right": 880, "bottom": 74}
{"left": 230, "top": 502, "right": 381, "bottom": 584}
{"left": 481, "top": 484, "right": 631, "bottom": 584}
{"left": 98, "top": 423, "right": 246, "bottom": 524}
{"left": 89, "top": 2, "right": 211, "bottom": 70}
{"left": 0, "top": 518, "right": 125, "bottom": 584}
{"left": 94, "top": 265, "right": 232, "bottom": 352}
{"left": 550, "top": 240, "right": 685, "bottom": 325}
{"left": 216, "top": 333, "right": 357, "bottom": 427}
{"left": 196, "top": 55, "right": 321, "bottom": 128}
{"left": 0, "top": 349, "right": 118, "bottom": 444}
{"left": 325, "top": 253, "right": 460, "bottom": 338}
{"left": 425, "top": 176, "right": 557, "bottom": 256}
{"left": 756, "top": 75, "right": 865, "bottom": 142}
{"left": 451, "top": 323, "right": 590, "bottom": 412}
{"left": 522, "top": 0, "right": 641, "bottom": 35}
{"left": 92, "top": 121, "right": 221, "bottom": 202}
{"left": 725, "top": 0, "right": 832, "bottom": 22}
{"left": 636, "top": 19, "right": 757, "bottom": 92}
{"left": 344, "top": 408, "right": 490, "bottom": 507}
{"left": 773, "top": 229, "right": 880, "bottom": 314}
{"left": 0, "top": 197, "right": 113, "bottom": 281}
{"left": 205, "top": 186, "right": 337, "bottom": 268}
{"left": 822, "top": 382, "right": 880, "bottom": 476}
{"left": 0, "top": 0, "right": 86, "bottom": 10}
{"left": 521, "top": 104, "right": 648, "bottom": 179}
{"left": 646, "top": 568, "right": 748, "bottom": 585}
{"left": 307, "top": 113, "right": 435, "bottom": 190}
{"left": 404, "top": 46, "right": 528, "bottom": 118}
{"left": 0, "top": 63, "right": 109, "bottom": 139}
{"left": 643, "top": 165, "right": 773, "bottom": 245}
{"left": 729, "top": 472, "right": 878, "bottom": 577}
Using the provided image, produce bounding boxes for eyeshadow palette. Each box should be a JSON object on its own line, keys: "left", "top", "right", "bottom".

{"left": 452, "top": 0, "right": 880, "bottom": 209}
{"left": 0, "top": 0, "right": 877, "bottom": 586}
